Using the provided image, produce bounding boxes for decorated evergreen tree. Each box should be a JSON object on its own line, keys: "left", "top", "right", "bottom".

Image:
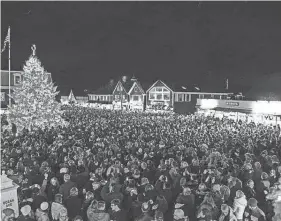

{"left": 7, "top": 45, "right": 67, "bottom": 132}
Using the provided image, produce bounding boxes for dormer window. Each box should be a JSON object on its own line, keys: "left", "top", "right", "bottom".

{"left": 14, "top": 73, "right": 21, "bottom": 85}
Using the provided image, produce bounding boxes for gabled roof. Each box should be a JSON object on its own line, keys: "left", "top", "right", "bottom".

{"left": 121, "top": 80, "right": 135, "bottom": 93}
{"left": 128, "top": 81, "right": 146, "bottom": 94}
{"left": 146, "top": 80, "right": 174, "bottom": 93}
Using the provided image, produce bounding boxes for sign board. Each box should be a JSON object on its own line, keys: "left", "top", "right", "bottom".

{"left": 226, "top": 102, "right": 239, "bottom": 106}
{"left": 1, "top": 176, "right": 19, "bottom": 219}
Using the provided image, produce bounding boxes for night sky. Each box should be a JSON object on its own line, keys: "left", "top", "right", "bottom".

{"left": 2, "top": 1, "right": 281, "bottom": 93}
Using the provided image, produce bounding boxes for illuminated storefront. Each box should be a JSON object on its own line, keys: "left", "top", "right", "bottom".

{"left": 196, "top": 99, "right": 281, "bottom": 125}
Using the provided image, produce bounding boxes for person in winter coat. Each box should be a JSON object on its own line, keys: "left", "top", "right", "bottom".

{"left": 18, "top": 205, "right": 35, "bottom": 221}
{"left": 233, "top": 190, "right": 247, "bottom": 221}
{"left": 35, "top": 202, "right": 50, "bottom": 221}
{"left": 47, "top": 177, "right": 60, "bottom": 202}
{"left": 243, "top": 180, "right": 256, "bottom": 200}
{"left": 218, "top": 204, "right": 237, "bottom": 221}
{"left": 101, "top": 181, "right": 124, "bottom": 206}
{"left": 228, "top": 177, "right": 242, "bottom": 206}
{"left": 51, "top": 194, "right": 67, "bottom": 221}
{"left": 108, "top": 199, "right": 127, "bottom": 221}
{"left": 252, "top": 162, "right": 263, "bottom": 184}
{"left": 175, "top": 187, "right": 195, "bottom": 220}
{"left": 82, "top": 191, "right": 95, "bottom": 221}
{"left": 87, "top": 200, "right": 98, "bottom": 221}
{"left": 59, "top": 174, "right": 77, "bottom": 202}
{"left": 87, "top": 201, "right": 110, "bottom": 221}
{"left": 65, "top": 187, "right": 83, "bottom": 220}
{"left": 197, "top": 193, "right": 219, "bottom": 221}
{"left": 196, "top": 208, "right": 213, "bottom": 221}
{"left": 135, "top": 202, "right": 153, "bottom": 221}
{"left": 153, "top": 195, "right": 168, "bottom": 215}
{"left": 243, "top": 198, "right": 266, "bottom": 221}
{"left": 32, "top": 175, "right": 48, "bottom": 211}
{"left": 255, "top": 172, "right": 270, "bottom": 211}
{"left": 195, "top": 183, "right": 208, "bottom": 207}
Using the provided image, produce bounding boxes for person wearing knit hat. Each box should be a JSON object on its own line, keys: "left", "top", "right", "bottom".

{"left": 18, "top": 205, "right": 34, "bottom": 221}
{"left": 173, "top": 209, "right": 186, "bottom": 221}
{"left": 35, "top": 202, "right": 49, "bottom": 221}
{"left": 243, "top": 198, "right": 266, "bottom": 221}
{"left": 20, "top": 205, "right": 32, "bottom": 216}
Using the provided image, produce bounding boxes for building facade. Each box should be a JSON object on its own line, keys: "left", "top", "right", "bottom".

{"left": 146, "top": 80, "right": 233, "bottom": 113}
{"left": 89, "top": 76, "right": 146, "bottom": 110}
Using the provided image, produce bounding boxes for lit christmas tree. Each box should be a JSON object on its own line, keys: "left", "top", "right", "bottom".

{"left": 7, "top": 45, "right": 68, "bottom": 132}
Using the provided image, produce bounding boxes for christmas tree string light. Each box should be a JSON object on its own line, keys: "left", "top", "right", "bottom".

{"left": 7, "top": 44, "right": 68, "bottom": 132}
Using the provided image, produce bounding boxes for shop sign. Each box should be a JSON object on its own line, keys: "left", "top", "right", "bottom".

{"left": 226, "top": 101, "right": 239, "bottom": 106}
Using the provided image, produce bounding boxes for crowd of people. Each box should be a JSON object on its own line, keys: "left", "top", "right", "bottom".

{"left": 1, "top": 106, "right": 281, "bottom": 221}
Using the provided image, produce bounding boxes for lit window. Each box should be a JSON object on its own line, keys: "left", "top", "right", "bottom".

{"left": 185, "top": 94, "right": 190, "bottom": 102}
{"left": 163, "top": 94, "right": 170, "bottom": 100}
{"left": 178, "top": 94, "right": 184, "bottom": 102}
{"left": 14, "top": 74, "right": 21, "bottom": 85}
{"left": 156, "top": 87, "right": 162, "bottom": 92}
{"left": 149, "top": 93, "right": 155, "bottom": 100}
{"left": 156, "top": 94, "right": 162, "bottom": 100}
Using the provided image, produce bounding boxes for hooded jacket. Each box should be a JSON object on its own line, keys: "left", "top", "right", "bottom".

{"left": 233, "top": 195, "right": 247, "bottom": 219}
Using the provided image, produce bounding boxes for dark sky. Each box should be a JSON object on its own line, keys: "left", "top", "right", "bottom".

{"left": 2, "top": 1, "right": 281, "bottom": 92}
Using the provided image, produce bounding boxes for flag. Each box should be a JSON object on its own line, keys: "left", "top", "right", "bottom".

{"left": 226, "top": 78, "right": 229, "bottom": 90}
{"left": 1, "top": 27, "right": 10, "bottom": 53}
